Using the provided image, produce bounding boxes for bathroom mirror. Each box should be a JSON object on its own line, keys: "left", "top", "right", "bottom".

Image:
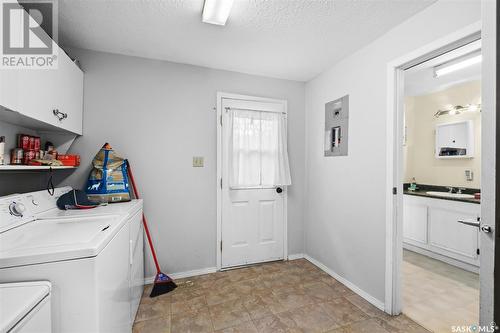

{"left": 435, "top": 120, "right": 474, "bottom": 159}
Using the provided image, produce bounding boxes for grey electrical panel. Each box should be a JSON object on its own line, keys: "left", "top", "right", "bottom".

{"left": 324, "top": 95, "right": 349, "bottom": 157}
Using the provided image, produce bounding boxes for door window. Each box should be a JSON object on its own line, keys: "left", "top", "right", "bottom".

{"left": 228, "top": 109, "right": 291, "bottom": 188}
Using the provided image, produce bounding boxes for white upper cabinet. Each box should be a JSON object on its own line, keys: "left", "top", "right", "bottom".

{"left": 0, "top": 4, "right": 83, "bottom": 135}
{"left": 1, "top": 51, "right": 84, "bottom": 135}
{"left": 435, "top": 120, "right": 474, "bottom": 159}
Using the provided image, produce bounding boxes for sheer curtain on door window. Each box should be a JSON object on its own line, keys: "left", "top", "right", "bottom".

{"left": 228, "top": 109, "right": 291, "bottom": 188}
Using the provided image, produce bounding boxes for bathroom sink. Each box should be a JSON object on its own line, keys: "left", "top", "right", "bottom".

{"left": 426, "top": 191, "right": 475, "bottom": 199}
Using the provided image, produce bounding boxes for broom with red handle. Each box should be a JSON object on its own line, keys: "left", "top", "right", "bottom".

{"left": 127, "top": 160, "right": 177, "bottom": 297}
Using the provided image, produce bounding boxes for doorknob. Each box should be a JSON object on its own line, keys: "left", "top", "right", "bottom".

{"left": 481, "top": 225, "right": 492, "bottom": 233}
{"left": 276, "top": 187, "right": 283, "bottom": 193}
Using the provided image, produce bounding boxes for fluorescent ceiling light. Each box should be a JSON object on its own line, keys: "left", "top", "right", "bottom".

{"left": 434, "top": 52, "right": 482, "bottom": 77}
{"left": 202, "top": 0, "right": 234, "bottom": 26}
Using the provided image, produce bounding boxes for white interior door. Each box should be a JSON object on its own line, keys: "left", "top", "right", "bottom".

{"left": 221, "top": 97, "right": 286, "bottom": 268}
{"left": 479, "top": 1, "right": 496, "bottom": 323}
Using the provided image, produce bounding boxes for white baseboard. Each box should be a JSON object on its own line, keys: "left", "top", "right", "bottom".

{"left": 144, "top": 254, "right": 305, "bottom": 284}
{"left": 303, "top": 254, "right": 385, "bottom": 312}
{"left": 144, "top": 267, "right": 217, "bottom": 285}
{"left": 288, "top": 253, "right": 305, "bottom": 260}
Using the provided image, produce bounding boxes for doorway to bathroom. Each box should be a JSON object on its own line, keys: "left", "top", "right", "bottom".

{"left": 385, "top": 23, "right": 496, "bottom": 333}
{"left": 401, "top": 39, "right": 482, "bottom": 332}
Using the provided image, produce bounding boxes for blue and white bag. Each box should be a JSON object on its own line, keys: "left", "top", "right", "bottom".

{"left": 85, "top": 143, "right": 131, "bottom": 203}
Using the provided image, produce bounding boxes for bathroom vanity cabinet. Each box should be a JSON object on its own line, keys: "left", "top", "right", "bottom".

{"left": 403, "top": 194, "right": 480, "bottom": 271}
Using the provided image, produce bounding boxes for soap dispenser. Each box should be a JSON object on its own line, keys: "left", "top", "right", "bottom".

{"left": 409, "top": 177, "right": 418, "bottom": 191}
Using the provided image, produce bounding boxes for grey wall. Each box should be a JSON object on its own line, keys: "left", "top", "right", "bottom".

{"left": 304, "top": 0, "right": 481, "bottom": 304}
{"left": 61, "top": 48, "right": 305, "bottom": 278}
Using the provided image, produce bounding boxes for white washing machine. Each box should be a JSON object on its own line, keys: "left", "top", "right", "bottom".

{"left": 0, "top": 188, "right": 144, "bottom": 333}
{"left": 0, "top": 281, "right": 52, "bottom": 333}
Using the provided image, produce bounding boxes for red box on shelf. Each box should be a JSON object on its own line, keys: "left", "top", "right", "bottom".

{"left": 57, "top": 154, "right": 80, "bottom": 166}
{"left": 18, "top": 134, "right": 30, "bottom": 150}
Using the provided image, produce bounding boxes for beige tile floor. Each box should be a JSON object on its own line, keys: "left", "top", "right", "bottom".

{"left": 134, "top": 259, "right": 429, "bottom": 333}
{"left": 402, "top": 250, "right": 480, "bottom": 333}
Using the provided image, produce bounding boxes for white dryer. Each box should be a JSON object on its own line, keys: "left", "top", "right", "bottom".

{"left": 0, "top": 281, "right": 51, "bottom": 333}
{"left": 0, "top": 188, "right": 144, "bottom": 333}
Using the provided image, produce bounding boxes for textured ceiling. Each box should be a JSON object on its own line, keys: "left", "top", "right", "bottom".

{"left": 58, "top": 0, "right": 437, "bottom": 81}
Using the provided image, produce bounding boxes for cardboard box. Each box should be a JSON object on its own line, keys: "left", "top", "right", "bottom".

{"left": 57, "top": 154, "right": 80, "bottom": 166}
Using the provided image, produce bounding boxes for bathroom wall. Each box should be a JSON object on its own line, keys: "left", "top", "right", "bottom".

{"left": 59, "top": 48, "right": 306, "bottom": 279}
{"left": 404, "top": 80, "right": 481, "bottom": 188}
{"left": 304, "top": 0, "right": 480, "bottom": 305}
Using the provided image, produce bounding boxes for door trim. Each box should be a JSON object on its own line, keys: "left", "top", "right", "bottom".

{"left": 384, "top": 22, "right": 482, "bottom": 316}
{"left": 216, "top": 92, "right": 288, "bottom": 271}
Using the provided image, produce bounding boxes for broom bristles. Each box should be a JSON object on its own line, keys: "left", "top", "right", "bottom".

{"left": 149, "top": 272, "right": 177, "bottom": 297}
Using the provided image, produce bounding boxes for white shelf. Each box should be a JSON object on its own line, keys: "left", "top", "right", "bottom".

{"left": 0, "top": 165, "right": 77, "bottom": 171}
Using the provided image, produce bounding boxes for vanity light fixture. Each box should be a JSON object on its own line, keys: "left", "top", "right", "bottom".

{"left": 202, "top": 0, "right": 234, "bottom": 26}
{"left": 434, "top": 51, "right": 482, "bottom": 77}
{"left": 434, "top": 104, "right": 481, "bottom": 118}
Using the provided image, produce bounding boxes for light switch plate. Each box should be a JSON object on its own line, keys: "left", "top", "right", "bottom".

{"left": 193, "top": 156, "right": 204, "bottom": 167}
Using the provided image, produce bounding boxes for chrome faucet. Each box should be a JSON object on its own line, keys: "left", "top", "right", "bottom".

{"left": 446, "top": 186, "right": 455, "bottom": 193}
{"left": 457, "top": 187, "right": 466, "bottom": 194}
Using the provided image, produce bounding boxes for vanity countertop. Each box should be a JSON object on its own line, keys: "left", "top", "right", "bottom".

{"left": 403, "top": 184, "right": 480, "bottom": 205}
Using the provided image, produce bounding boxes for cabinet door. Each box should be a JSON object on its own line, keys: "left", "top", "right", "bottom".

{"left": 17, "top": 65, "right": 59, "bottom": 126}
{"left": 403, "top": 197, "right": 428, "bottom": 245}
{"left": 16, "top": 48, "right": 83, "bottom": 133}
{"left": 428, "top": 205, "right": 479, "bottom": 263}
{"left": 449, "top": 123, "right": 468, "bottom": 148}
{"left": 55, "top": 51, "right": 83, "bottom": 134}
{"left": 436, "top": 124, "right": 452, "bottom": 149}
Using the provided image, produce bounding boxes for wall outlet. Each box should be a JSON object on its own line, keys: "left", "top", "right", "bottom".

{"left": 193, "top": 156, "right": 204, "bottom": 167}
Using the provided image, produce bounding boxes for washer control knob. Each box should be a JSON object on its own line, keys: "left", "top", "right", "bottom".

{"left": 9, "top": 202, "right": 26, "bottom": 217}
{"left": 26, "top": 195, "right": 38, "bottom": 206}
